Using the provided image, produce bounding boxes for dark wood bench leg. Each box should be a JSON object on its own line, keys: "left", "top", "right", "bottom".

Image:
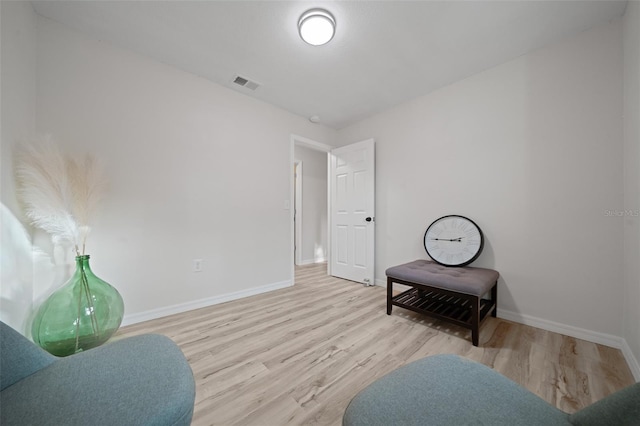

{"left": 471, "top": 296, "right": 480, "bottom": 346}
{"left": 491, "top": 281, "right": 498, "bottom": 318}
{"left": 387, "top": 277, "right": 393, "bottom": 315}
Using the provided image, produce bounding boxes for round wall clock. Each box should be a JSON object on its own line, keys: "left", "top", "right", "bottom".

{"left": 423, "top": 215, "right": 484, "bottom": 267}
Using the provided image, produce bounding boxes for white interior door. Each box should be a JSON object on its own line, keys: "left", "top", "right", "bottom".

{"left": 330, "top": 139, "right": 375, "bottom": 285}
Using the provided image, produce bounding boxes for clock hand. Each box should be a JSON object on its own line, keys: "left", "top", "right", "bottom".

{"left": 430, "top": 237, "right": 464, "bottom": 242}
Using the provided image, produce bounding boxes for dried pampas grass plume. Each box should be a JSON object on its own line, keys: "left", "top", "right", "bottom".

{"left": 67, "top": 154, "right": 107, "bottom": 253}
{"left": 15, "top": 135, "right": 107, "bottom": 255}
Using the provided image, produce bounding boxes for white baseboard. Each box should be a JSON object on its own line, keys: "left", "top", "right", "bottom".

{"left": 121, "top": 276, "right": 640, "bottom": 381}
{"left": 298, "top": 257, "right": 327, "bottom": 266}
{"left": 499, "top": 308, "right": 639, "bottom": 381}
{"left": 385, "top": 280, "right": 628, "bottom": 348}
{"left": 620, "top": 339, "right": 640, "bottom": 382}
{"left": 375, "top": 283, "right": 640, "bottom": 379}
{"left": 498, "top": 308, "right": 623, "bottom": 348}
{"left": 121, "top": 279, "right": 292, "bottom": 326}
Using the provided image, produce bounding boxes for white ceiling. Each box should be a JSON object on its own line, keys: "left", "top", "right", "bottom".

{"left": 31, "top": 1, "right": 627, "bottom": 129}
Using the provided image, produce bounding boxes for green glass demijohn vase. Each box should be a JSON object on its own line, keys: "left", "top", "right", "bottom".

{"left": 31, "top": 255, "right": 124, "bottom": 357}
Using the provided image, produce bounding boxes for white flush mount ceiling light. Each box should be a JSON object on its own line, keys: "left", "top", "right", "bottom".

{"left": 298, "top": 9, "right": 335, "bottom": 46}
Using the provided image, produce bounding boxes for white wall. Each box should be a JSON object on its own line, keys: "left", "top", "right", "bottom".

{"left": 623, "top": 1, "right": 640, "bottom": 380}
{"left": 294, "top": 145, "right": 328, "bottom": 264}
{"left": 337, "top": 21, "right": 624, "bottom": 338}
{"left": 0, "top": 1, "right": 37, "bottom": 334}
{"left": 2, "top": 5, "right": 635, "bottom": 372}
{"left": 35, "top": 16, "right": 335, "bottom": 322}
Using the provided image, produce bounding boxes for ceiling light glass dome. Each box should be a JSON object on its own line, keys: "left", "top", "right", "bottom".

{"left": 298, "top": 9, "right": 336, "bottom": 46}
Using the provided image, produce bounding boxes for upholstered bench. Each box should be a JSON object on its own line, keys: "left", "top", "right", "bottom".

{"left": 386, "top": 260, "right": 499, "bottom": 346}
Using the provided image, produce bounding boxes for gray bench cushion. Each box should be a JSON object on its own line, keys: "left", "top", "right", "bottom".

{"left": 386, "top": 259, "right": 499, "bottom": 296}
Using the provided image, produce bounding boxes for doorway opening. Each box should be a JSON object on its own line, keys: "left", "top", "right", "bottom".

{"left": 290, "top": 135, "right": 332, "bottom": 284}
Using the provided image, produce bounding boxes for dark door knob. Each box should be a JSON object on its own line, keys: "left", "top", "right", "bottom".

{"left": 365, "top": 217, "right": 372, "bottom": 222}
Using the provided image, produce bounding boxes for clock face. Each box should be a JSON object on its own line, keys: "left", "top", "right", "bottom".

{"left": 423, "top": 215, "right": 484, "bottom": 267}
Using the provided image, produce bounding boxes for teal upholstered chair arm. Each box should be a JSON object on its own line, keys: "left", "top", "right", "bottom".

{"left": 343, "top": 354, "right": 639, "bottom": 426}
{"left": 0, "top": 322, "right": 55, "bottom": 391}
{"left": 569, "top": 382, "right": 640, "bottom": 426}
{"left": 343, "top": 354, "right": 571, "bottom": 426}
{"left": 0, "top": 321, "right": 195, "bottom": 426}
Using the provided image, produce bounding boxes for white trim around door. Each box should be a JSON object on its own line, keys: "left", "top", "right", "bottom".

{"left": 289, "top": 134, "right": 333, "bottom": 285}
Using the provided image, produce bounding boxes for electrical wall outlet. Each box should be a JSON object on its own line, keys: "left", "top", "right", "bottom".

{"left": 193, "top": 259, "right": 203, "bottom": 272}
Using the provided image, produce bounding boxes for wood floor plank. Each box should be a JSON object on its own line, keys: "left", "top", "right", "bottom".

{"left": 117, "top": 262, "right": 636, "bottom": 425}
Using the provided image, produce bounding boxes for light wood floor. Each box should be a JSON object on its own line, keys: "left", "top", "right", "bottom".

{"left": 118, "top": 263, "right": 635, "bottom": 425}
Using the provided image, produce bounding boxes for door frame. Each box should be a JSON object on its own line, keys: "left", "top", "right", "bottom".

{"left": 290, "top": 134, "right": 332, "bottom": 284}
{"left": 294, "top": 161, "right": 303, "bottom": 266}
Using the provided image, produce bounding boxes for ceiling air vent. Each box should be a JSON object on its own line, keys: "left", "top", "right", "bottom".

{"left": 232, "top": 75, "right": 260, "bottom": 91}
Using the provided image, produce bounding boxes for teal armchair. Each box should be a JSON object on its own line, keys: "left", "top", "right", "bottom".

{"left": 344, "top": 354, "right": 639, "bottom": 426}
{"left": 0, "top": 321, "right": 195, "bottom": 425}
